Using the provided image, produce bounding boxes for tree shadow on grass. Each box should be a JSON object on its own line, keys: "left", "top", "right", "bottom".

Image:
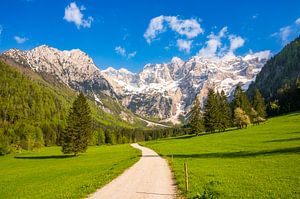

{"left": 287, "top": 131, "right": 300, "bottom": 134}
{"left": 168, "top": 146, "right": 300, "bottom": 159}
{"left": 14, "top": 155, "right": 75, "bottom": 159}
{"left": 265, "top": 137, "right": 300, "bottom": 143}
{"left": 168, "top": 134, "right": 196, "bottom": 140}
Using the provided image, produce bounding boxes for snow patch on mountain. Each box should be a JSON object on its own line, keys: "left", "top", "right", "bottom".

{"left": 103, "top": 51, "right": 271, "bottom": 123}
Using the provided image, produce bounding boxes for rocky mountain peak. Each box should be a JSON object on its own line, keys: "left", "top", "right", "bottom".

{"left": 2, "top": 45, "right": 271, "bottom": 124}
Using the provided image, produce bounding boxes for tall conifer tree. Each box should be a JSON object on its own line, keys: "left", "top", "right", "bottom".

{"left": 204, "top": 89, "right": 219, "bottom": 133}
{"left": 252, "top": 89, "right": 266, "bottom": 118}
{"left": 188, "top": 97, "right": 204, "bottom": 134}
{"left": 62, "top": 92, "right": 92, "bottom": 155}
{"left": 219, "top": 90, "right": 232, "bottom": 131}
{"left": 232, "top": 84, "right": 251, "bottom": 115}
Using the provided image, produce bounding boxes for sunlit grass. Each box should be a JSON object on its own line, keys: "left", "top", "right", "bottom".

{"left": 144, "top": 112, "right": 300, "bottom": 198}
{"left": 0, "top": 144, "right": 140, "bottom": 199}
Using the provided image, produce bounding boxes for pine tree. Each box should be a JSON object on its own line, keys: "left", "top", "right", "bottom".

{"left": 219, "top": 90, "right": 232, "bottom": 131}
{"left": 204, "top": 89, "right": 219, "bottom": 133}
{"left": 62, "top": 93, "right": 92, "bottom": 155}
{"left": 232, "top": 84, "right": 251, "bottom": 115}
{"left": 252, "top": 89, "right": 266, "bottom": 118}
{"left": 188, "top": 97, "right": 204, "bottom": 135}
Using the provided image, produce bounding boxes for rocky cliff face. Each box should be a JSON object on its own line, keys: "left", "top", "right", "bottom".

{"left": 3, "top": 45, "right": 117, "bottom": 101}
{"left": 3, "top": 45, "right": 270, "bottom": 124}
{"left": 102, "top": 52, "right": 270, "bottom": 123}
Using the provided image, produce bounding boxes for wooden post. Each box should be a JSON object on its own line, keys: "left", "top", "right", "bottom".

{"left": 184, "top": 161, "right": 188, "bottom": 192}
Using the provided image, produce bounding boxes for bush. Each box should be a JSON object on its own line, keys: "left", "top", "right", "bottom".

{"left": 0, "top": 130, "right": 11, "bottom": 155}
{"left": 15, "top": 123, "right": 44, "bottom": 150}
{"left": 42, "top": 122, "right": 57, "bottom": 146}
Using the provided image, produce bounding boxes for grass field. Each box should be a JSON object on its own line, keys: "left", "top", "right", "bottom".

{"left": 144, "top": 112, "right": 300, "bottom": 198}
{"left": 0, "top": 144, "right": 140, "bottom": 199}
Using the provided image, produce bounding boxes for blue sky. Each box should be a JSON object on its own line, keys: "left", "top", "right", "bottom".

{"left": 0, "top": 0, "right": 300, "bottom": 72}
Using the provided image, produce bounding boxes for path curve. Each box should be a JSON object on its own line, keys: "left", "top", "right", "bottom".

{"left": 88, "top": 143, "right": 176, "bottom": 199}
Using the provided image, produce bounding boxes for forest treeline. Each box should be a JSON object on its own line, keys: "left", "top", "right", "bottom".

{"left": 1, "top": 42, "right": 299, "bottom": 154}
{"left": 0, "top": 61, "right": 186, "bottom": 155}
{"left": 186, "top": 85, "right": 267, "bottom": 134}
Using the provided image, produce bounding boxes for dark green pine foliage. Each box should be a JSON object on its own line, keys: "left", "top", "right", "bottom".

{"left": 247, "top": 35, "right": 300, "bottom": 115}
{"left": 232, "top": 84, "right": 251, "bottom": 115}
{"left": 62, "top": 93, "right": 92, "bottom": 155}
{"left": 188, "top": 97, "right": 204, "bottom": 134}
{"left": 204, "top": 89, "right": 219, "bottom": 133}
{"left": 218, "top": 90, "right": 232, "bottom": 131}
{"left": 248, "top": 35, "right": 300, "bottom": 100}
{"left": 252, "top": 89, "right": 266, "bottom": 118}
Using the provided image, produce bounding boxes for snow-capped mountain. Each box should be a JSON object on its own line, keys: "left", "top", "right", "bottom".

{"left": 2, "top": 45, "right": 270, "bottom": 124}
{"left": 2, "top": 45, "right": 117, "bottom": 105}
{"left": 102, "top": 52, "right": 270, "bottom": 123}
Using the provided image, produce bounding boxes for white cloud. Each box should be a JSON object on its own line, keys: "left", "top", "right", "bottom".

{"left": 115, "top": 46, "right": 136, "bottom": 59}
{"left": 177, "top": 39, "right": 192, "bottom": 53}
{"left": 279, "top": 26, "right": 292, "bottom": 44}
{"left": 252, "top": 14, "right": 258, "bottom": 19}
{"left": 244, "top": 50, "right": 271, "bottom": 61}
{"left": 63, "top": 2, "right": 93, "bottom": 29}
{"left": 198, "top": 27, "right": 248, "bottom": 59}
{"left": 198, "top": 27, "right": 228, "bottom": 58}
{"left": 166, "top": 16, "right": 203, "bottom": 38}
{"left": 144, "top": 16, "right": 166, "bottom": 44}
{"left": 272, "top": 17, "right": 300, "bottom": 45}
{"left": 144, "top": 15, "right": 203, "bottom": 44}
{"left": 14, "top": 36, "right": 28, "bottom": 44}
{"left": 128, "top": 51, "right": 137, "bottom": 59}
{"left": 229, "top": 35, "right": 245, "bottom": 52}
{"left": 115, "top": 46, "right": 126, "bottom": 56}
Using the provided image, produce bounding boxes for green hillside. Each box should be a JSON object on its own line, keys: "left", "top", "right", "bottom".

{"left": 0, "top": 60, "right": 149, "bottom": 154}
{"left": 247, "top": 35, "right": 300, "bottom": 115}
{"left": 144, "top": 113, "right": 300, "bottom": 198}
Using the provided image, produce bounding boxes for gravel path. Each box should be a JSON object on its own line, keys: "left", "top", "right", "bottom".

{"left": 88, "top": 143, "right": 176, "bottom": 199}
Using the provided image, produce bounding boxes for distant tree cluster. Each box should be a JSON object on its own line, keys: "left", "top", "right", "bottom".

{"left": 188, "top": 84, "right": 267, "bottom": 134}
{"left": 267, "top": 77, "right": 300, "bottom": 116}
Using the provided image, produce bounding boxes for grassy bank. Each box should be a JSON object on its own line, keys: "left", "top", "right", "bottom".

{"left": 144, "top": 112, "right": 300, "bottom": 198}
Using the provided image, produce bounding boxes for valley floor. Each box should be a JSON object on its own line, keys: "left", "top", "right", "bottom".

{"left": 88, "top": 143, "right": 176, "bottom": 199}
{"left": 144, "top": 112, "right": 300, "bottom": 198}
{"left": 0, "top": 144, "right": 140, "bottom": 199}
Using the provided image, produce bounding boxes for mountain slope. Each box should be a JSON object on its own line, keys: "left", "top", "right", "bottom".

{"left": 3, "top": 45, "right": 117, "bottom": 100}
{"left": 0, "top": 58, "right": 146, "bottom": 129}
{"left": 2, "top": 45, "right": 270, "bottom": 124}
{"left": 1, "top": 46, "right": 148, "bottom": 127}
{"left": 103, "top": 52, "right": 270, "bottom": 123}
{"left": 248, "top": 35, "right": 300, "bottom": 99}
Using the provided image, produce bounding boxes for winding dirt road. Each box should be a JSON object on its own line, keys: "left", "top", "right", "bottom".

{"left": 88, "top": 143, "right": 176, "bottom": 199}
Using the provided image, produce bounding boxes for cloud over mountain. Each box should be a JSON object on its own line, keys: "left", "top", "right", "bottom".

{"left": 14, "top": 36, "right": 28, "bottom": 44}
{"left": 63, "top": 2, "right": 93, "bottom": 29}
{"left": 144, "top": 15, "right": 204, "bottom": 44}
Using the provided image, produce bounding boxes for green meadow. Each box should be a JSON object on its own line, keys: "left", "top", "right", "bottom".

{"left": 0, "top": 144, "right": 140, "bottom": 199}
{"left": 144, "top": 112, "right": 300, "bottom": 198}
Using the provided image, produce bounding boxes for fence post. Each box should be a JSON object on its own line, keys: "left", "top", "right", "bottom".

{"left": 184, "top": 161, "right": 188, "bottom": 192}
